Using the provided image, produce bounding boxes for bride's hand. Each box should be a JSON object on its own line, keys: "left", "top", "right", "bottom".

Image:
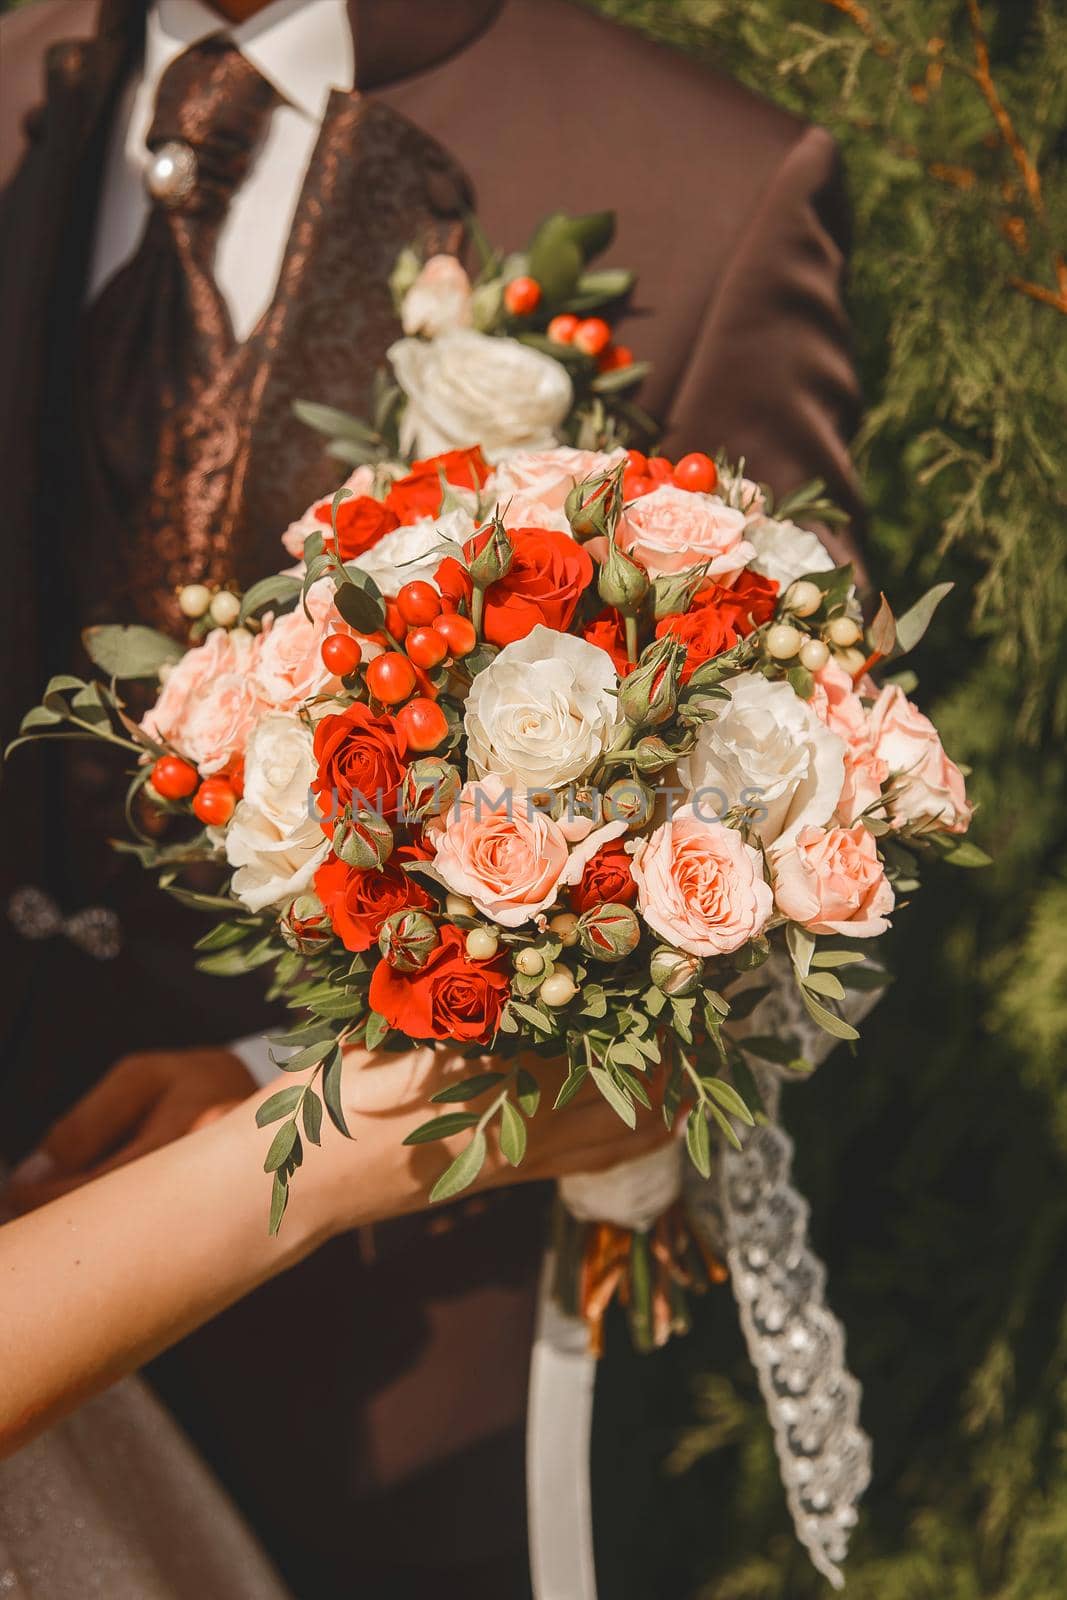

{"left": 290, "top": 1043, "right": 672, "bottom": 1241}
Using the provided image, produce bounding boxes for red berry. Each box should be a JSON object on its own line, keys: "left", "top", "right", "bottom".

{"left": 572, "top": 317, "right": 612, "bottom": 357}
{"left": 622, "top": 469, "right": 654, "bottom": 501}
{"left": 151, "top": 754, "right": 198, "bottom": 800}
{"left": 672, "top": 452, "right": 718, "bottom": 494}
{"left": 397, "top": 697, "right": 449, "bottom": 752}
{"left": 547, "top": 313, "right": 580, "bottom": 344}
{"left": 405, "top": 625, "right": 449, "bottom": 670}
{"left": 366, "top": 651, "right": 417, "bottom": 705}
{"left": 597, "top": 344, "right": 634, "bottom": 373}
{"left": 433, "top": 610, "right": 477, "bottom": 658}
{"left": 384, "top": 599, "right": 408, "bottom": 643}
{"left": 625, "top": 449, "right": 648, "bottom": 474}
{"left": 646, "top": 455, "right": 674, "bottom": 481}
{"left": 396, "top": 581, "right": 442, "bottom": 627}
{"left": 192, "top": 778, "right": 236, "bottom": 827}
{"left": 504, "top": 275, "right": 542, "bottom": 316}
{"left": 320, "top": 632, "right": 362, "bottom": 678}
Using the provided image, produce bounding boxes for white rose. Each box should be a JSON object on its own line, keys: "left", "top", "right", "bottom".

{"left": 747, "top": 516, "right": 836, "bottom": 590}
{"left": 351, "top": 507, "right": 476, "bottom": 596}
{"left": 225, "top": 714, "right": 328, "bottom": 912}
{"left": 388, "top": 330, "right": 573, "bottom": 461}
{"left": 678, "top": 673, "right": 846, "bottom": 847}
{"left": 464, "top": 626, "right": 623, "bottom": 791}
{"left": 400, "top": 255, "right": 472, "bottom": 338}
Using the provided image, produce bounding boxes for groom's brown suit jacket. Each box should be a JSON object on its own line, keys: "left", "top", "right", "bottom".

{"left": 0, "top": 2, "right": 863, "bottom": 1593}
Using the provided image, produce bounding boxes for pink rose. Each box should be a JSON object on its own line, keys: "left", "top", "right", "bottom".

{"left": 400, "top": 254, "right": 473, "bottom": 338}
{"left": 630, "top": 806, "right": 773, "bottom": 957}
{"left": 869, "top": 685, "right": 972, "bottom": 834}
{"left": 252, "top": 578, "right": 377, "bottom": 711}
{"left": 281, "top": 465, "right": 377, "bottom": 560}
{"left": 488, "top": 446, "right": 626, "bottom": 534}
{"left": 616, "top": 484, "right": 754, "bottom": 581}
{"left": 771, "top": 823, "right": 894, "bottom": 937}
{"left": 428, "top": 777, "right": 626, "bottom": 928}
{"left": 142, "top": 627, "right": 264, "bottom": 776}
{"left": 809, "top": 660, "right": 888, "bottom": 826}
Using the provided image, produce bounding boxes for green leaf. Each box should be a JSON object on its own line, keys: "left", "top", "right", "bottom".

{"left": 800, "top": 987, "right": 860, "bottom": 1041}
{"left": 554, "top": 1063, "right": 589, "bottom": 1110}
{"left": 292, "top": 399, "right": 381, "bottom": 443}
{"left": 527, "top": 213, "right": 584, "bottom": 301}
{"left": 268, "top": 1171, "right": 289, "bottom": 1236}
{"left": 705, "top": 1078, "right": 755, "bottom": 1125}
{"left": 590, "top": 1066, "right": 637, "bottom": 1128}
{"left": 786, "top": 923, "right": 816, "bottom": 977}
{"left": 271, "top": 1035, "right": 336, "bottom": 1072}
{"left": 431, "top": 1071, "right": 505, "bottom": 1104}
{"left": 255, "top": 1085, "right": 305, "bottom": 1127}
{"left": 302, "top": 1089, "right": 323, "bottom": 1147}
{"left": 82, "top": 624, "right": 183, "bottom": 680}
{"left": 894, "top": 582, "right": 953, "bottom": 655}
{"left": 239, "top": 574, "right": 301, "bottom": 622}
{"left": 403, "top": 1111, "right": 480, "bottom": 1144}
{"left": 708, "top": 1101, "right": 743, "bottom": 1152}
{"left": 17, "top": 704, "right": 64, "bottom": 734}
{"left": 322, "top": 1047, "right": 350, "bottom": 1137}
{"left": 333, "top": 578, "right": 385, "bottom": 634}
{"left": 516, "top": 1068, "right": 541, "bottom": 1116}
{"left": 563, "top": 209, "right": 616, "bottom": 260}
{"left": 943, "top": 839, "right": 992, "bottom": 868}
{"left": 803, "top": 970, "right": 847, "bottom": 1001}
{"left": 811, "top": 949, "right": 868, "bottom": 968}
{"left": 499, "top": 1100, "right": 528, "bottom": 1167}
{"left": 686, "top": 1107, "right": 712, "bottom": 1178}
{"left": 264, "top": 1120, "right": 298, "bottom": 1172}
{"left": 786, "top": 664, "right": 815, "bottom": 699}
{"left": 591, "top": 360, "right": 653, "bottom": 395}
{"left": 511, "top": 1000, "right": 557, "bottom": 1035}
{"left": 429, "top": 1130, "right": 487, "bottom": 1202}
{"left": 364, "top": 1009, "right": 390, "bottom": 1051}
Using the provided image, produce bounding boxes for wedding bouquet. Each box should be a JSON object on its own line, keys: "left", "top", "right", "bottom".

{"left": 10, "top": 206, "right": 987, "bottom": 1583}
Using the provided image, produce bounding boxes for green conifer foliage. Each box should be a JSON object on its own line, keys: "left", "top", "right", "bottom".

{"left": 589, "top": 3, "right": 1067, "bottom": 1593}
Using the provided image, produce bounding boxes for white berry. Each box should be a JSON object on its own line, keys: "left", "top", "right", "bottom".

{"left": 209, "top": 590, "right": 241, "bottom": 627}
{"left": 799, "top": 638, "right": 830, "bottom": 672}
{"left": 514, "top": 948, "right": 546, "bottom": 977}
{"left": 178, "top": 583, "right": 211, "bottom": 620}
{"left": 540, "top": 970, "right": 578, "bottom": 1008}
{"left": 465, "top": 928, "right": 499, "bottom": 961}
{"left": 766, "top": 623, "right": 802, "bottom": 660}
{"left": 785, "top": 580, "right": 822, "bottom": 618}
{"left": 548, "top": 911, "right": 580, "bottom": 947}
{"left": 827, "top": 616, "right": 862, "bottom": 648}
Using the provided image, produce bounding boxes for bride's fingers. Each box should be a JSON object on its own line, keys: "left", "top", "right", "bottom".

{"left": 7, "top": 1055, "right": 163, "bottom": 1207}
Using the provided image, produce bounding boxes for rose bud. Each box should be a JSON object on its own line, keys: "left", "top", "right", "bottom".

{"left": 577, "top": 902, "right": 641, "bottom": 963}
{"left": 633, "top": 735, "right": 675, "bottom": 774}
{"left": 403, "top": 757, "right": 462, "bottom": 822}
{"left": 652, "top": 570, "right": 703, "bottom": 622}
{"left": 559, "top": 784, "right": 603, "bottom": 831}
{"left": 335, "top": 808, "right": 394, "bottom": 870}
{"left": 650, "top": 944, "right": 704, "bottom": 997}
{"left": 603, "top": 777, "right": 655, "bottom": 828}
{"left": 280, "top": 893, "right": 331, "bottom": 954}
{"left": 564, "top": 468, "right": 623, "bottom": 540}
{"left": 378, "top": 908, "right": 439, "bottom": 972}
{"left": 598, "top": 538, "right": 650, "bottom": 614}
{"left": 467, "top": 516, "right": 514, "bottom": 588}
{"left": 618, "top": 635, "right": 684, "bottom": 728}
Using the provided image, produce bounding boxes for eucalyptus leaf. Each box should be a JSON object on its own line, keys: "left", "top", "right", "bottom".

{"left": 430, "top": 1071, "right": 505, "bottom": 1104}
{"left": 894, "top": 582, "right": 953, "bottom": 655}
{"left": 263, "top": 1120, "right": 298, "bottom": 1172}
{"left": 82, "top": 624, "right": 183, "bottom": 680}
{"left": 429, "top": 1130, "right": 487, "bottom": 1202}
{"left": 302, "top": 1089, "right": 323, "bottom": 1147}
{"left": 403, "top": 1111, "right": 480, "bottom": 1145}
{"left": 239, "top": 574, "right": 301, "bottom": 622}
{"left": 255, "top": 1085, "right": 305, "bottom": 1127}
{"left": 686, "top": 1106, "right": 712, "bottom": 1178}
{"left": 499, "top": 1100, "right": 528, "bottom": 1167}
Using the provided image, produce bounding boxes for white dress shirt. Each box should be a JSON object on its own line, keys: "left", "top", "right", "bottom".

{"left": 90, "top": 0, "right": 354, "bottom": 1083}
{"left": 89, "top": 0, "right": 355, "bottom": 341}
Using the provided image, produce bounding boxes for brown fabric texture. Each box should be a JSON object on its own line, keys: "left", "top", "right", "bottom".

{"left": 0, "top": 3, "right": 866, "bottom": 1595}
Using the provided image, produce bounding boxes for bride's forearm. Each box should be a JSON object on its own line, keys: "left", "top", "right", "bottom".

{"left": 0, "top": 1092, "right": 329, "bottom": 1456}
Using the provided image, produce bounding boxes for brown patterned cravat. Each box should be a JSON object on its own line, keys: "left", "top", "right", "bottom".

{"left": 80, "top": 37, "right": 278, "bottom": 630}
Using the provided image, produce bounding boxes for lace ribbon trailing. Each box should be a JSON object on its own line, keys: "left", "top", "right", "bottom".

{"left": 686, "top": 951, "right": 876, "bottom": 1590}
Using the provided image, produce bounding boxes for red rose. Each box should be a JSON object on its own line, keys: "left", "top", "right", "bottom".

{"left": 656, "top": 570, "right": 778, "bottom": 681}
{"left": 312, "top": 703, "right": 408, "bottom": 822}
{"left": 385, "top": 446, "right": 490, "bottom": 523}
{"left": 436, "top": 527, "right": 594, "bottom": 645}
{"left": 315, "top": 495, "right": 399, "bottom": 561}
{"left": 570, "top": 842, "right": 638, "bottom": 914}
{"left": 581, "top": 607, "right": 637, "bottom": 678}
{"left": 314, "top": 857, "right": 432, "bottom": 953}
{"left": 369, "top": 924, "right": 510, "bottom": 1044}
